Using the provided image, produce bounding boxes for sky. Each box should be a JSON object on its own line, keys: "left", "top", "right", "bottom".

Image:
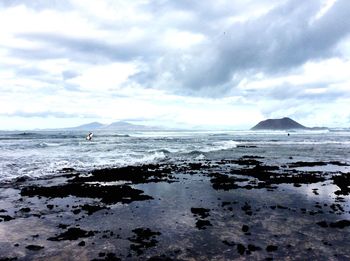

{"left": 0, "top": 0, "right": 350, "bottom": 130}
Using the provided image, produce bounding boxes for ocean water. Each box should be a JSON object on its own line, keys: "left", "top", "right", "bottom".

{"left": 0, "top": 129, "right": 350, "bottom": 181}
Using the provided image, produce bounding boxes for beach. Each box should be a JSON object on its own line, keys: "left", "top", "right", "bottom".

{"left": 0, "top": 130, "right": 349, "bottom": 260}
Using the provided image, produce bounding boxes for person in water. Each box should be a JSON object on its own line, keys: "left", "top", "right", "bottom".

{"left": 86, "top": 132, "right": 93, "bottom": 141}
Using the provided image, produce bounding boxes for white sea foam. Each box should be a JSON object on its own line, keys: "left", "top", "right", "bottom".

{"left": 38, "top": 142, "right": 61, "bottom": 148}
{"left": 245, "top": 140, "right": 350, "bottom": 146}
{"left": 201, "top": 140, "right": 239, "bottom": 152}
{"left": 140, "top": 151, "right": 167, "bottom": 162}
{"left": 195, "top": 154, "right": 206, "bottom": 160}
{"left": 1, "top": 129, "right": 350, "bottom": 182}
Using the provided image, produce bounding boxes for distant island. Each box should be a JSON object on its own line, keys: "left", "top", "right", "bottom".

{"left": 251, "top": 117, "right": 327, "bottom": 130}
{"left": 67, "top": 121, "right": 161, "bottom": 131}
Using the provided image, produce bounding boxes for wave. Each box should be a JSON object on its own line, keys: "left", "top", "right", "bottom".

{"left": 208, "top": 133, "right": 231, "bottom": 137}
{"left": 15, "top": 132, "right": 41, "bottom": 136}
{"left": 148, "top": 149, "right": 172, "bottom": 154}
{"left": 112, "top": 134, "right": 131, "bottom": 138}
{"left": 183, "top": 140, "right": 240, "bottom": 156}
{"left": 37, "top": 142, "right": 61, "bottom": 148}
{"left": 246, "top": 141, "right": 350, "bottom": 146}
{"left": 138, "top": 151, "right": 168, "bottom": 163}
{"left": 195, "top": 154, "right": 206, "bottom": 160}
{"left": 203, "top": 140, "right": 239, "bottom": 152}
{"left": 186, "top": 150, "right": 205, "bottom": 156}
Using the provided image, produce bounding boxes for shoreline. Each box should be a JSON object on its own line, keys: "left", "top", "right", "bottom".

{"left": 0, "top": 156, "right": 349, "bottom": 260}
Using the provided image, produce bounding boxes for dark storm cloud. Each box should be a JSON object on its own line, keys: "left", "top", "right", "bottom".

{"left": 4, "top": 0, "right": 350, "bottom": 99}
{"left": 12, "top": 32, "right": 159, "bottom": 63}
{"left": 130, "top": 0, "right": 350, "bottom": 95}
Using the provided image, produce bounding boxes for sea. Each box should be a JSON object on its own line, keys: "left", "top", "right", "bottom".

{"left": 1, "top": 129, "right": 350, "bottom": 182}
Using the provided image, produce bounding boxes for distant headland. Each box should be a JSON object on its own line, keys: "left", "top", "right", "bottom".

{"left": 251, "top": 117, "right": 327, "bottom": 130}
{"left": 66, "top": 121, "right": 162, "bottom": 131}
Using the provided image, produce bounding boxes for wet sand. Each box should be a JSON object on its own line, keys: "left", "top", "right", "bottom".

{"left": 0, "top": 156, "right": 349, "bottom": 260}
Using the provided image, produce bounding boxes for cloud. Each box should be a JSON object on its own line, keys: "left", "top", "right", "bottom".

{"left": 129, "top": 0, "right": 350, "bottom": 96}
{"left": 62, "top": 70, "right": 79, "bottom": 80}
{"left": 0, "top": 111, "right": 97, "bottom": 118}
{"left": 0, "top": 0, "right": 350, "bottom": 129}
{"left": 11, "top": 33, "right": 155, "bottom": 63}
{"left": 0, "top": 0, "right": 72, "bottom": 11}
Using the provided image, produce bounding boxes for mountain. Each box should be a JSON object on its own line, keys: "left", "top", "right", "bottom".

{"left": 68, "top": 121, "right": 160, "bottom": 131}
{"left": 102, "top": 121, "right": 156, "bottom": 130}
{"left": 251, "top": 117, "right": 307, "bottom": 130}
{"left": 69, "top": 121, "right": 106, "bottom": 130}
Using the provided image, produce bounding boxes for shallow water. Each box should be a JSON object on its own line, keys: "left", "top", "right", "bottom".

{"left": 1, "top": 129, "right": 350, "bottom": 181}
{"left": 0, "top": 161, "right": 349, "bottom": 260}
{"left": 0, "top": 129, "right": 350, "bottom": 260}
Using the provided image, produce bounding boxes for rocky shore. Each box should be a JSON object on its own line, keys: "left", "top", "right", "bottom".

{"left": 0, "top": 156, "right": 349, "bottom": 260}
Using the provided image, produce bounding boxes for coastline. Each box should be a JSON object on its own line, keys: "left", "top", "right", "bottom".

{"left": 0, "top": 156, "right": 349, "bottom": 260}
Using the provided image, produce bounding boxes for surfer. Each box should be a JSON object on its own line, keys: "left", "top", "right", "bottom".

{"left": 86, "top": 132, "right": 93, "bottom": 141}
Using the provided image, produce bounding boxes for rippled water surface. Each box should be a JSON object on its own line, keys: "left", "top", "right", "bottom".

{"left": 1, "top": 129, "right": 350, "bottom": 181}
{"left": 1, "top": 129, "right": 350, "bottom": 260}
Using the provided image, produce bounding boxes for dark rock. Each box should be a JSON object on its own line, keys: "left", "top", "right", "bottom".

{"left": 48, "top": 227, "right": 95, "bottom": 241}
{"left": 316, "top": 221, "right": 328, "bottom": 228}
{"left": 248, "top": 244, "right": 262, "bottom": 252}
{"left": 241, "top": 155, "right": 264, "bottom": 159}
{"left": 148, "top": 255, "right": 176, "bottom": 261}
{"left": 234, "top": 158, "right": 263, "bottom": 166}
{"left": 25, "top": 245, "right": 44, "bottom": 251}
{"left": 58, "top": 224, "right": 69, "bottom": 229}
{"left": 20, "top": 207, "right": 31, "bottom": 213}
{"left": 191, "top": 208, "right": 210, "bottom": 219}
{"left": 72, "top": 209, "right": 81, "bottom": 215}
{"left": 266, "top": 245, "right": 278, "bottom": 252}
{"left": 221, "top": 202, "right": 231, "bottom": 207}
{"left": 329, "top": 220, "right": 350, "bottom": 229}
{"left": 241, "top": 203, "right": 252, "bottom": 216}
{"left": 332, "top": 174, "right": 350, "bottom": 196}
{"left": 242, "top": 225, "right": 249, "bottom": 232}
{"left": 60, "top": 167, "right": 75, "bottom": 173}
{"left": 195, "top": 219, "right": 212, "bottom": 230}
{"left": 21, "top": 183, "right": 153, "bottom": 205}
{"left": 237, "top": 244, "right": 246, "bottom": 255}
{"left": 128, "top": 228, "right": 161, "bottom": 256}
{"left": 91, "top": 253, "right": 121, "bottom": 261}
{"left": 329, "top": 161, "right": 349, "bottom": 166}
{"left": 209, "top": 173, "right": 242, "bottom": 190}
{"left": 15, "top": 176, "right": 30, "bottom": 183}
{"left": 234, "top": 165, "right": 325, "bottom": 186}
{"left": 222, "top": 240, "right": 235, "bottom": 246}
{"left": 72, "top": 164, "right": 175, "bottom": 184}
{"left": 288, "top": 161, "right": 327, "bottom": 168}
{"left": 0, "top": 257, "right": 18, "bottom": 261}
{"left": 0, "top": 215, "right": 14, "bottom": 222}
{"left": 81, "top": 204, "right": 107, "bottom": 215}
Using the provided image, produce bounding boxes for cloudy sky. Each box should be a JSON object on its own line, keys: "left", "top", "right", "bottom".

{"left": 0, "top": 0, "right": 350, "bottom": 130}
